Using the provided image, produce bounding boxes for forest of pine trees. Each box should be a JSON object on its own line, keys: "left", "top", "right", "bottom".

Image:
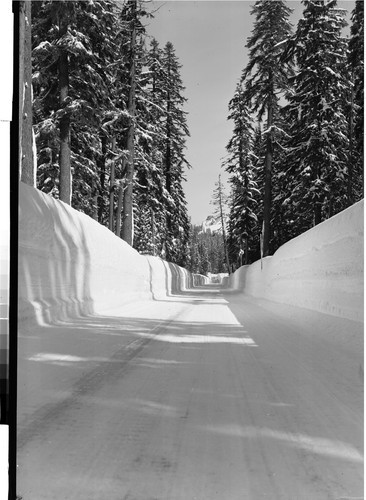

{"left": 225, "top": 0, "right": 364, "bottom": 269}
{"left": 22, "top": 0, "right": 363, "bottom": 275}
{"left": 29, "top": 0, "right": 191, "bottom": 266}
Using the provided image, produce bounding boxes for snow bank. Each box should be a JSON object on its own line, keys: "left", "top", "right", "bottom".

{"left": 18, "top": 183, "right": 206, "bottom": 325}
{"left": 227, "top": 201, "right": 364, "bottom": 322}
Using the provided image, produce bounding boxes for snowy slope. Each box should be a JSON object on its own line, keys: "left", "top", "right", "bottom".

{"left": 226, "top": 200, "right": 364, "bottom": 322}
{"left": 18, "top": 183, "right": 208, "bottom": 326}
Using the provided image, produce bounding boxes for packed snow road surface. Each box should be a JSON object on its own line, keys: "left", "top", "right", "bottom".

{"left": 17, "top": 286, "right": 363, "bottom": 500}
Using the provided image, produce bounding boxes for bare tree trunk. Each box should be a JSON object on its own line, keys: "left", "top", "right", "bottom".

{"left": 121, "top": 0, "right": 136, "bottom": 246}
{"left": 151, "top": 208, "right": 156, "bottom": 256}
{"left": 19, "top": 0, "right": 35, "bottom": 186}
{"left": 263, "top": 96, "right": 273, "bottom": 257}
{"left": 98, "top": 134, "right": 107, "bottom": 222}
{"left": 109, "top": 136, "right": 116, "bottom": 232}
{"left": 58, "top": 14, "right": 71, "bottom": 205}
{"left": 347, "top": 73, "right": 354, "bottom": 206}
{"left": 115, "top": 176, "right": 125, "bottom": 237}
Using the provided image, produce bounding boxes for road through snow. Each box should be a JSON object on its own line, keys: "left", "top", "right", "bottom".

{"left": 17, "top": 285, "right": 363, "bottom": 500}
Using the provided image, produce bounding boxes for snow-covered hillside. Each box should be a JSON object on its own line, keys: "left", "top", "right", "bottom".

{"left": 200, "top": 214, "right": 226, "bottom": 234}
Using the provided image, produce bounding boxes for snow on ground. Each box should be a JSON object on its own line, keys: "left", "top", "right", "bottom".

{"left": 18, "top": 183, "right": 208, "bottom": 326}
{"left": 226, "top": 200, "right": 364, "bottom": 322}
{"left": 16, "top": 183, "right": 363, "bottom": 499}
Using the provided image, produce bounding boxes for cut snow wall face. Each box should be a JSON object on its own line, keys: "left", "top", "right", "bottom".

{"left": 228, "top": 201, "right": 364, "bottom": 323}
{"left": 18, "top": 183, "right": 203, "bottom": 325}
{"left": 18, "top": 183, "right": 152, "bottom": 324}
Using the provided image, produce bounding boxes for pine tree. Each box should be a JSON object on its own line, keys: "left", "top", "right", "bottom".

{"left": 160, "top": 41, "right": 191, "bottom": 265}
{"left": 211, "top": 175, "right": 230, "bottom": 273}
{"left": 225, "top": 83, "right": 260, "bottom": 266}
{"left": 32, "top": 0, "right": 121, "bottom": 213}
{"left": 283, "top": 0, "right": 349, "bottom": 228}
{"left": 348, "top": 0, "right": 364, "bottom": 203}
{"left": 241, "top": 0, "right": 293, "bottom": 256}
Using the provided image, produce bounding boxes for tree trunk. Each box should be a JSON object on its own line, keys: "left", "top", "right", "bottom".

{"left": 109, "top": 136, "right": 116, "bottom": 232}
{"left": 263, "top": 96, "right": 273, "bottom": 257}
{"left": 121, "top": 0, "right": 136, "bottom": 246}
{"left": 314, "top": 202, "right": 322, "bottom": 225}
{"left": 58, "top": 15, "right": 71, "bottom": 205}
{"left": 98, "top": 134, "right": 107, "bottom": 222}
{"left": 151, "top": 208, "right": 156, "bottom": 256}
{"left": 115, "top": 179, "right": 124, "bottom": 237}
{"left": 19, "top": 0, "right": 35, "bottom": 186}
{"left": 347, "top": 74, "right": 354, "bottom": 205}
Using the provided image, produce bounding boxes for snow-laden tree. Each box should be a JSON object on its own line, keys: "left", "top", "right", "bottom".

{"left": 283, "top": 0, "right": 350, "bottom": 228}
{"left": 241, "top": 0, "right": 293, "bottom": 256}
{"left": 132, "top": 38, "right": 190, "bottom": 265}
{"left": 32, "top": 0, "right": 120, "bottom": 213}
{"left": 211, "top": 175, "right": 230, "bottom": 273}
{"left": 224, "top": 84, "right": 260, "bottom": 266}
{"left": 160, "top": 41, "right": 191, "bottom": 265}
{"left": 348, "top": 0, "right": 364, "bottom": 203}
{"left": 133, "top": 38, "right": 170, "bottom": 256}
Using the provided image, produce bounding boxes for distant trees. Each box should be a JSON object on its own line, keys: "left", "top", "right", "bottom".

{"left": 225, "top": 0, "right": 363, "bottom": 270}
{"left": 188, "top": 225, "right": 227, "bottom": 276}
{"left": 211, "top": 175, "right": 230, "bottom": 273}
{"left": 31, "top": 1, "right": 190, "bottom": 266}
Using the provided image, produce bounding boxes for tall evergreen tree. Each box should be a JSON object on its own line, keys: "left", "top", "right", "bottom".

{"left": 348, "top": 0, "right": 364, "bottom": 202}
{"left": 283, "top": 0, "right": 349, "bottom": 228}
{"left": 225, "top": 83, "right": 260, "bottom": 266}
{"left": 32, "top": 0, "right": 120, "bottom": 212}
{"left": 241, "top": 0, "right": 293, "bottom": 256}
{"left": 211, "top": 175, "right": 230, "bottom": 273}
{"left": 161, "top": 41, "right": 191, "bottom": 265}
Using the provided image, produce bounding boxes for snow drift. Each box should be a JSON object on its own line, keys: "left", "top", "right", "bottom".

{"left": 226, "top": 200, "right": 364, "bottom": 322}
{"left": 18, "top": 183, "right": 208, "bottom": 325}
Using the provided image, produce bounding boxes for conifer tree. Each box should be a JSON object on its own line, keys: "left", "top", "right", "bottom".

{"left": 211, "top": 175, "right": 230, "bottom": 273}
{"left": 225, "top": 83, "right": 260, "bottom": 265}
{"left": 32, "top": 0, "right": 120, "bottom": 213}
{"left": 348, "top": 0, "right": 364, "bottom": 203}
{"left": 161, "top": 41, "right": 191, "bottom": 265}
{"left": 241, "top": 0, "right": 293, "bottom": 256}
{"left": 283, "top": 0, "right": 349, "bottom": 228}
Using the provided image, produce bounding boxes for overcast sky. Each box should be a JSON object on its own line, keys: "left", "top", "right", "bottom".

{"left": 145, "top": 0, "right": 355, "bottom": 225}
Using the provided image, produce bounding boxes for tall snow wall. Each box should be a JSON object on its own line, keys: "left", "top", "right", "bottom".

{"left": 18, "top": 183, "right": 208, "bottom": 325}
{"left": 227, "top": 200, "right": 364, "bottom": 322}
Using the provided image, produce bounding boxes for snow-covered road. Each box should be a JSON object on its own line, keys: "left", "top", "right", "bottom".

{"left": 17, "top": 286, "right": 363, "bottom": 500}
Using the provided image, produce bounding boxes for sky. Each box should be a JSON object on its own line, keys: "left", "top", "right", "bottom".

{"left": 145, "top": 0, "right": 355, "bottom": 225}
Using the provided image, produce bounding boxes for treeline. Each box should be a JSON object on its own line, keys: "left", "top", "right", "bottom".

{"left": 189, "top": 226, "right": 228, "bottom": 276}
{"left": 30, "top": 0, "right": 191, "bottom": 266}
{"left": 225, "top": 0, "right": 364, "bottom": 269}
